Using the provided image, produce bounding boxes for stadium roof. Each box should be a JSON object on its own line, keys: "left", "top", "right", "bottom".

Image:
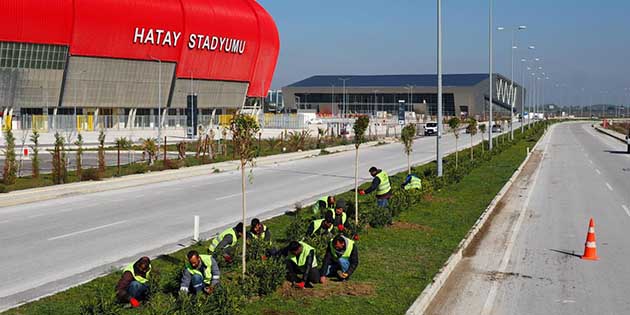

{"left": 286, "top": 73, "right": 492, "bottom": 88}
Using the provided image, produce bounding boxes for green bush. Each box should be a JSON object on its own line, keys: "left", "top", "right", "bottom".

{"left": 164, "top": 159, "right": 183, "bottom": 170}
{"left": 80, "top": 168, "right": 102, "bottom": 181}
{"left": 127, "top": 163, "right": 149, "bottom": 174}
{"left": 0, "top": 183, "right": 8, "bottom": 193}
{"left": 78, "top": 286, "right": 123, "bottom": 315}
{"left": 243, "top": 257, "right": 285, "bottom": 296}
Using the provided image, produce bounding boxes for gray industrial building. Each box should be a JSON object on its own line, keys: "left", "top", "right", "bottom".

{"left": 282, "top": 73, "right": 525, "bottom": 120}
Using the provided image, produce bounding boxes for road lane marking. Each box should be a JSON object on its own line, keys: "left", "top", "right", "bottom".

{"left": 622, "top": 205, "right": 630, "bottom": 217}
{"left": 481, "top": 123, "right": 551, "bottom": 315}
{"left": 595, "top": 169, "right": 601, "bottom": 175}
{"left": 47, "top": 220, "right": 128, "bottom": 241}
{"left": 606, "top": 183, "right": 613, "bottom": 191}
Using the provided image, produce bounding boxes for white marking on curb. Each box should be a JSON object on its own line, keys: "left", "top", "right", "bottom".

{"left": 622, "top": 205, "right": 630, "bottom": 217}
{"left": 48, "top": 220, "right": 127, "bottom": 241}
{"left": 606, "top": 183, "right": 613, "bottom": 191}
{"left": 480, "top": 125, "right": 551, "bottom": 315}
{"left": 595, "top": 169, "right": 601, "bottom": 175}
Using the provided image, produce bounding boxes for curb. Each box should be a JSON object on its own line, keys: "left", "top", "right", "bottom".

{"left": 405, "top": 124, "right": 553, "bottom": 315}
{"left": 0, "top": 140, "right": 388, "bottom": 208}
{"left": 593, "top": 125, "right": 628, "bottom": 144}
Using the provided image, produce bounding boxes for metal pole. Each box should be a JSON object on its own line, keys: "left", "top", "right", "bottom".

{"left": 488, "top": 0, "right": 493, "bottom": 151}
{"left": 510, "top": 29, "right": 515, "bottom": 139}
{"left": 521, "top": 59, "right": 525, "bottom": 132}
{"left": 158, "top": 59, "right": 162, "bottom": 144}
{"left": 437, "top": 0, "right": 443, "bottom": 177}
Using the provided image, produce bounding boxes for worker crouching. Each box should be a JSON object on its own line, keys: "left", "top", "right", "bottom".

{"left": 180, "top": 250, "right": 220, "bottom": 295}
{"left": 284, "top": 241, "right": 320, "bottom": 288}
{"left": 115, "top": 256, "right": 151, "bottom": 308}
{"left": 320, "top": 235, "right": 358, "bottom": 283}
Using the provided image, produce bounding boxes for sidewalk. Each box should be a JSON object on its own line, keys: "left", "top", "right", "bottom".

{"left": 0, "top": 139, "right": 389, "bottom": 208}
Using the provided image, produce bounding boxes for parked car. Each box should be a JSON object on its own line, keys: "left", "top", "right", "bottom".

{"left": 424, "top": 122, "right": 438, "bottom": 136}
{"left": 308, "top": 118, "right": 323, "bottom": 125}
{"left": 491, "top": 124, "right": 502, "bottom": 133}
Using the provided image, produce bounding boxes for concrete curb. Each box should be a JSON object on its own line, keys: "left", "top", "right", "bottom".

{"left": 0, "top": 140, "right": 389, "bottom": 208}
{"left": 593, "top": 125, "right": 628, "bottom": 144}
{"left": 405, "top": 124, "right": 553, "bottom": 315}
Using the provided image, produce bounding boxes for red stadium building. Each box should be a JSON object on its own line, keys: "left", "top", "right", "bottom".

{"left": 0, "top": 0, "right": 279, "bottom": 131}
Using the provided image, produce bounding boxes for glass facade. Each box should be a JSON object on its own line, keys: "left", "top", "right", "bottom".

{"left": 295, "top": 92, "right": 456, "bottom": 116}
{"left": 0, "top": 41, "right": 68, "bottom": 70}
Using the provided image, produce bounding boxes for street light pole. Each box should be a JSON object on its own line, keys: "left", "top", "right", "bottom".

{"left": 437, "top": 0, "right": 444, "bottom": 176}
{"left": 150, "top": 56, "right": 162, "bottom": 144}
{"left": 488, "top": 0, "right": 494, "bottom": 151}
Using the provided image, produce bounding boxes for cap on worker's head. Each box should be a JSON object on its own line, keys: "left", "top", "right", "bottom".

{"left": 369, "top": 166, "right": 378, "bottom": 173}
{"left": 235, "top": 222, "right": 244, "bottom": 235}
{"left": 335, "top": 199, "right": 346, "bottom": 210}
{"left": 288, "top": 241, "right": 301, "bottom": 252}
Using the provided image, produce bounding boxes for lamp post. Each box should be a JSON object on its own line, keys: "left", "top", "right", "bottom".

{"left": 437, "top": 0, "right": 444, "bottom": 176}
{"left": 497, "top": 25, "right": 526, "bottom": 139}
{"left": 488, "top": 0, "right": 494, "bottom": 151}
{"left": 373, "top": 90, "right": 380, "bottom": 117}
{"left": 338, "top": 78, "right": 350, "bottom": 119}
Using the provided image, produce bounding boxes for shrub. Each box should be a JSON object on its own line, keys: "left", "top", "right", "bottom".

{"left": 80, "top": 168, "right": 102, "bottom": 181}
{"left": 78, "top": 285, "right": 123, "bottom": 315}
{"left": 127, "top": 163, "right": 149, "bottom": 174}
{"left": 30, "top": 130, "right": 40, "bottom": 179}
{"left": 2, "top": 129, "right": 17, "bottom": 185}
{"left": 0, "top": 183, "right": 8, "bottom": 193}
{"left": 164, "top": 159, "right": 183, "bottom": 170}
{"left": 284, "top": 213, "right": 310, "bottom": 241}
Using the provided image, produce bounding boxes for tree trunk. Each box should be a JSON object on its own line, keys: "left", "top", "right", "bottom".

{"left": 354, "top": 147, "right": 359, "bottom": 226}
{"left": 455, "top": 137, "right": 458, "bottom": 169}
{"left": 241, "top": 162, "right": 247, "bottom": 276}
{"left": 117, "top": 146, "right": 121, "bottom": 175}
{"left": 163, "top": 136, "right": 167, "bottom": 161}
{"left": 470, "top": 135, "right": 474, "bottom": 161}
{"left": 407, "top": 152, "right": 411, "bottom": 175}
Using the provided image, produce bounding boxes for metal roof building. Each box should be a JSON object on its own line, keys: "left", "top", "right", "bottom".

{"left": 282, "top": 73, "right": 524, "bottom": 119}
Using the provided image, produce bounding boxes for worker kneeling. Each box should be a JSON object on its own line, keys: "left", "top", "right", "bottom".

{"left": 115, "top": 256, "right": 151, "bottom": 308}
{"left": 180, "top": 250, "right": 220, "bottom": 295}
{"left": 320, "top": 235, "right": 358, "bottom": 283}
{"left": 285, "top": 241, "right": 320, "bottom": 288}
{"left": 208, "top": 222, "right": 244, "bottom": 263}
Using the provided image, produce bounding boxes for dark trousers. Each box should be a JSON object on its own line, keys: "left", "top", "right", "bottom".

{"left": 127, "top": 281, "right": 148, "bottom": 300}
{"left": 286, "top": 262, "right": 320, "bottom": 284}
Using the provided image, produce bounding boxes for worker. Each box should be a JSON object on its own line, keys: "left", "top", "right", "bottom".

{"left": 180, "top": 250, "right": 220, "bottom": 295}
{"left": 248, "top": 218, "right": 271, "bottom": 243}
{"left": 306, "top": 212, "right": 335, "bottom": 236}
{"left": 284, "top": 240, "right": 320, "bottom": 288}
{"left": 327, "top": 199, "right": 349, "bottom": 231}
{"left": 208, "top": 222, "right": 243, "bottom": 263}
{"left": 313, "top": 195, "right": 336, "bottom": 216}
{"left": 320, "top": 235, "right": 359, "bottom": 283}
{"left": 626, "top": 130, "right": 630, "bottom": 153}
{"left": 115, "top": 256, "right": 151, "bottom": 308}
{"left": 401, "top": 174, "right": 422, "bottom": 190}
{"left": 358, "top": 166, "right": 392, "bottom": 208}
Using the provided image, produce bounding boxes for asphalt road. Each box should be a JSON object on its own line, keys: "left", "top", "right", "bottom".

{"left": 0, "top": 122, "right": 523, "bottom": 311}
{"left": 426, "top": 122, "right": 630, "bottom": 315}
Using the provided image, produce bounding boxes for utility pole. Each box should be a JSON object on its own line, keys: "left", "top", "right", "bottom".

{"left": 437, "top": 0, "right": 443, "bottom": 176}
{"left": 488, "top": 0, "right": 494, "bottom": 151}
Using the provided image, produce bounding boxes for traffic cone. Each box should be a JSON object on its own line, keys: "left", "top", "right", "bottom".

{"left": 581, "top": 218, "right": 599, "bottom": 261}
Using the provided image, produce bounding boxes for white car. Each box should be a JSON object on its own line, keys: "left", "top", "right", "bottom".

{"left": 308, "top": 118, "right": 323, "bottom": 125}
{"left": 424, "top": 122, "right": 438, "bottom": 136}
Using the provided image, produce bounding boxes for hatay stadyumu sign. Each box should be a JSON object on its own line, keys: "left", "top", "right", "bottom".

{"left": 132, "top": 27, "right": 246, "bottom": 55}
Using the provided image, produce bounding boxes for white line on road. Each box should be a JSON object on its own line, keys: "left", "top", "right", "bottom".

{"left": 47, "top": 220, "right": 128, "bottom": 241}
{"left": 298, "top": 174, "right": 319, "bottom": 181}
{"left": 606, "top": 183, "right": 614, "bottom": 191}
{"left": 595, "top": 169, "right": 601, "bottom": 175}
{"left": 622, "top": 205, "right": 630, "bottom": 217}
{"left": 216, "top": 192, "right": 245, "bottom": 201}
{"left": 480, "top": 124, "right": 551, "bottom": 315}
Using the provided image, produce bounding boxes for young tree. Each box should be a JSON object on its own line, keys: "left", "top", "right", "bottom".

{"left": 230, "top": 113, "right": 260, "bottom": 276}
{"left": 401, "top": 124, "right": 416, "bottom": 174}
{"left": 479, "top": 123, "right": 487, "bottom": 154}
{"left": 448, "top": 117, "right": 462, "bottom": 169}
{"left": 140, "top": 138, "right": 157, "bottom": 165}
{"left": 115, "top": 137, "right": 131, "bottom": 176}
{"left": 51, "top": 132, "right": 67, "bottom": 184}
{"left": 466, "top": 118, "right": 478, "bottom": 161}
{"left": 98, "top": 130, "right": 106, "bottom": 174}
{"left": 30, "top": 130, "right": 40, "bottom": 179}
{"left": 353, "top": 115, "right": 370, "bottom": 225}
{"left": 75, "top": 133, "right": 84, "bottom": 179}
{"left": 2, "top": 129, "right": 17, "bottom": 185}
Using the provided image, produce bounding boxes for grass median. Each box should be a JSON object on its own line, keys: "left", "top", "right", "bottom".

{"left": 3, "top": 122, "right": 549, "bottom": 315}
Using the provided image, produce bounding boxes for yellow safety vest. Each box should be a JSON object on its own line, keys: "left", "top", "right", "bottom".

{"left": 185, "top": 254, "right": 215, "bottom": 285}
{"left": 330, "top": 236, "right": 355, "bottom": 260}
{"left": 122, "top": 263, "right": 150, "bottom": 284}
{"left": 376, "top": 171, "right": 391, "bottom": 195}
{"left": 209, "top": 228, "right": 237, "bottom": 252}
{"left": 404, "top": 175, "right": 422, "bottom": 190}
{"left": 290, "top": 242, "right": 318, "bottom": 268}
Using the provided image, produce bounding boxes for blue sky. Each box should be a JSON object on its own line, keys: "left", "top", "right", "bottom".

{"left": 258, "top": 0, "right": 630, "bottom": 106}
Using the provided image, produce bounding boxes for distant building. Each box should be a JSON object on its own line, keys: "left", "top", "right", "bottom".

{"left": 282, "top": 74, "right": 525, "bottom": 119}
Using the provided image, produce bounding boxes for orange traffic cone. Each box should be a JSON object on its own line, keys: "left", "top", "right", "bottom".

{"left": 581, "top": 218, "right": 599, "bottom": 261}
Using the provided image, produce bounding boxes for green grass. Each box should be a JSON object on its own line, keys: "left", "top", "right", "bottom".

{"left": 2, "top": 123, "right": 549, "bottom": 315}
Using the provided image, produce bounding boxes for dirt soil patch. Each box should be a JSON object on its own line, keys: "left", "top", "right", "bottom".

{"left": 391, "top": 221, "right": 432, "bottom": 231}
{"left": 279, "top": 281, "right": 375, "bottom": 299}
